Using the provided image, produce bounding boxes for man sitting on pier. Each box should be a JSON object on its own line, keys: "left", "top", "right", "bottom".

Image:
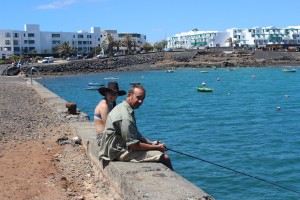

{"left": 98, "top": 84, "right": 173, "bottom": 170}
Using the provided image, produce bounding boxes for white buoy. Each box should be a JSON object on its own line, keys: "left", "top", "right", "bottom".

{"left": 276, "top": 106, "right": 281, "bottom": 111}
{"left": 202, "top": 82, "right": 206, "bottom": 86}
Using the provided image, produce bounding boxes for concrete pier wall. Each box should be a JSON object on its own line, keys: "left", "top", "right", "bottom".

{"left": 27, "top": 78, "right": 214, "bottom": 200}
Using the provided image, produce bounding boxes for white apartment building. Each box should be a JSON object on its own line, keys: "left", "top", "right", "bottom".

{"left": 167, "top": 26, "right": 300, "bottom": 50}
{"left": 0, "top": 24, "right": 147, "bottom": 59}
{"left": 0, "top": 24, "right": 101, "bottom": 58}
{"left": 167, "top": 29, "right": 230, "bottom": 49}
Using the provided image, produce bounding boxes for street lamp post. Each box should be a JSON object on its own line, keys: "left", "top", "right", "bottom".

{"left": 4, "top": 47, "right": 7, "bottom": 59}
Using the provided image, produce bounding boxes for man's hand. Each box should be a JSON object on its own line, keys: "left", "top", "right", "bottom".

{"left": 156, "top": 143, "right": 167, "bottom": 152}
{"left": 152, "top": 140, "right": 159, "bottom": 145}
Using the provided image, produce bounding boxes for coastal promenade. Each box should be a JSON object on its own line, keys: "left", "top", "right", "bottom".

{"left": 0, "top": 65, "right": 213, "bottom": 199}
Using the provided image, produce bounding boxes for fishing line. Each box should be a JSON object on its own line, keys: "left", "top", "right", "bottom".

{"left": 165, "top": 147, "right": 300, "bottom": 195}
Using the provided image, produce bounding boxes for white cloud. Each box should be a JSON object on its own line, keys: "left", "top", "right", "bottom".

{"left": 36, "top": 0, "right": 106, "bottom": 10}
{"left": 36, "top": 0, "right": 77, "bottom": 10}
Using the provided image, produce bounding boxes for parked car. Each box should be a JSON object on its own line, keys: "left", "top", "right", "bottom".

{"left": 42, "top": 56, "right": 54, "bottom": 63}
{"left": 66, "top": 56, "right": 76, "bottom": 61}
{"left": 96, "top": 54, "right": 109, "bottom": 59}
{"left": 84, "top": 54, "right": 93, "bottom": 59}
{"left": 113, "top": 52, "right": 123, "bottom": 57}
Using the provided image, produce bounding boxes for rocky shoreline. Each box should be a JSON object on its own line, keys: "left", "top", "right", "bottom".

{"left": 4, "top": 50, "right": 299, "bottom": 77}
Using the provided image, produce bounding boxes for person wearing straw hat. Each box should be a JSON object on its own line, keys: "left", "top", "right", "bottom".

{"left": 99, "top": 84, "right": 173, "bottom": 170}
{"left": 94, "top": 82, "right": 126, "bottom": 145}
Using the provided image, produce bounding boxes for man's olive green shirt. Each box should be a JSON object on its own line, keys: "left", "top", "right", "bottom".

{"left": 99, "top": 101, "right": 143, "bottom": 161}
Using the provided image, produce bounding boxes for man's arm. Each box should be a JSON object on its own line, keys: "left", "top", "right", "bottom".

{"left": 129, "top": 142, "right": 167, "bottom": 152}
{"left": 139, "top": 136, "right": 158, "bottom": 145}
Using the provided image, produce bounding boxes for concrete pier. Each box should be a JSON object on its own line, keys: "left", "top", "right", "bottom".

{"left": 27, "top": 78, "right": 214, "bottom": 200}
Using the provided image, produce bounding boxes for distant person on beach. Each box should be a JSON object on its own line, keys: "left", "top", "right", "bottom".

{"left": 94, "top": 82, "right": 126, "bottom": 145}
{"left": 98, "top": 84, "right": 173, "bottom": 170}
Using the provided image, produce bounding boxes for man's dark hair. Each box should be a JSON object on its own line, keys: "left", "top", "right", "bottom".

{"left": 128, "top": 84, "right": 146, "bottom": 94}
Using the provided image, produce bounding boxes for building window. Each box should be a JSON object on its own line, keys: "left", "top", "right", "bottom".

{"left": 52, "top": 40, "right": 60, "bottom": 45}
{"left": 28, "top": 33, "right": 35, "bottom": 37}
{"left": 28, "top": 40, "right": 35, "bottom": 44}
{"left": 5, "top": 40, "right": 10, "bottom": 45}
{"left": 52, "top": 34, "right": 60, "bottom": 38}
{"left": 87, "top": 35, "right": 92, "bottom": 38}
{"left": 24, "top": 40, "right": 28, "bottom": 44}
{"left": 13, "top": 40, "right": 19, "bottom": 45}
{"left": 2, "top": 47, "right": 11, "bottom": 51}
{"left": 14, "top": 47, "right": 20, "bottom": 51}
{"left": 14, "top": 33, "right": 19, "bottom": 38}
{"left": 5, "top": 32, "right": 11, "bottom": 37}
{"left": 78, "top": 35, "right": 83, "bottom": 38}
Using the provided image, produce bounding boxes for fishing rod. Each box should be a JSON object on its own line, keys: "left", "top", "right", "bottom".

{"left": 165, "top": 146, "right": 300, "bottom": 196}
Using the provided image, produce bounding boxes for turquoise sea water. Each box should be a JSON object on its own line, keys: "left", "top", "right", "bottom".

{"left": 38, "top": 67, "right": 300, "bottom": 199}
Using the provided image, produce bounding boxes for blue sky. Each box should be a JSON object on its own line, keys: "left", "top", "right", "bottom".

{"left": 2, "top": 0, "right": 300, "bottom": 43}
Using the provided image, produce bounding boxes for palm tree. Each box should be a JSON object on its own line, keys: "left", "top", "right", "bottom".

{"left": 154, "top": 40, "right": 167, "bottom": 52}
{"left": 115, "top": 40, "right": 122, "bottom": 53}
{"left": 56, "top": 42, "right": 72, "bottom": 58}
{"left": 132, "top": 41, "right": 137, "bottom": 52}
{"left": 124, "top": 34, "right": 132, "bottom": 55}
{"left": 32, "top": 49, "right": 37, "bottom": 54}
{"left": 102, "top": 34, "right": 115, "bottom": 55}
{"left": 226, "top": 37, "right": 233, "bottom": 47}
{"left": 232, "top": 40, "right": 238, "bottom": 50}
{"left": 226, "top": 37, "right": 237, "bottom": 50}
{"left": 93, "top": 46, "right": 102, "bottom": 55}
{"left": 142, "top": 42, "right": 153, "bottom": 52}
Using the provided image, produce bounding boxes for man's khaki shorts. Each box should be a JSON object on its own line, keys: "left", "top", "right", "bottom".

{"left": 117, "top": 150, "right": 163, "bottom": 162}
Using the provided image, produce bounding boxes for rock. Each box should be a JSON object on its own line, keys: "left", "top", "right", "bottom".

{"left": 66, "top": 102, "right": 77, "bottom": 114}
{"left": 1, "top": 66, "right": 20, "bottom": 76}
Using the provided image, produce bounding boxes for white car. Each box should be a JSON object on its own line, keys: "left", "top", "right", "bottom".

{"left": 96, "top": 54, "right": 109, "bottom": 59}
{"left": 66, "top": 56, "right": 76, "bottom": 61}
{"left": 42, "top": 56, "right": 54, "bottom": 63}
{"left": 113, "top": 52, "right": 123, "bottom": 57}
